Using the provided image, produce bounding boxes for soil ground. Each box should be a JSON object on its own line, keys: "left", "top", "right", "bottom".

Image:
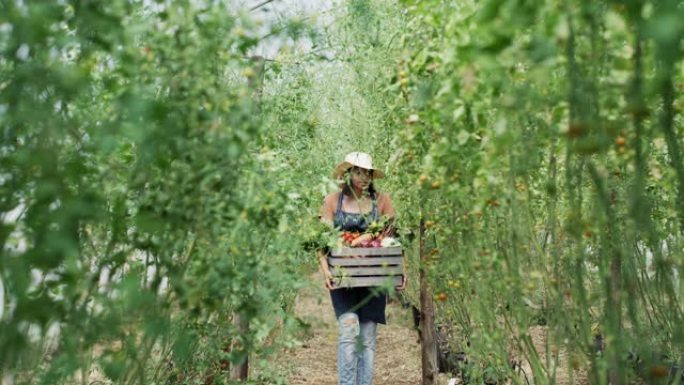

{"left": 265, "top": 272, "right": 588, "bottom": 385}
{"left": 265, "top": 272, "right": 451, "bottom": 385}
{"left": 76, "top": 270, "right": 586, "bottom": 385}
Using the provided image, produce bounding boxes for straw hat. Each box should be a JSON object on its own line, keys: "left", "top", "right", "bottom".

{"left": 333, "top": 152, "right": 385, "bottom": 179}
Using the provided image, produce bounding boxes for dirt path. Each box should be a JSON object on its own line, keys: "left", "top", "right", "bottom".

{"left": 265, "top": 272, "right": 589, "bottom": 385}
{"left": 268, "top": 271, "right": 451, "bottom": 385}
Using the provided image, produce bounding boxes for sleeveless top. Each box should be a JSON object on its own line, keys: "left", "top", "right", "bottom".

{"left": 333, "top": 192, "right": 379, "bottom": 232}
{"left": 330, "top": 191, "right": 387, "bottom": 324}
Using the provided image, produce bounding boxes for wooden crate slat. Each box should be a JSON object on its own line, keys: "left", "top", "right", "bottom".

{"left": 328, "top": 256, "right": 403, "bottom": 267}
{"left": 330, "top": 246, "right": 403, "bottom": 257}
{"left": 331, "top": 266, "right": 403, "bottom": 277}
{"left": 333, "top": 275, "right": 403, "bottom": 289}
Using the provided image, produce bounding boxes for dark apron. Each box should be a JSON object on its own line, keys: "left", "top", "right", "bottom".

{"left": 329, "top": 192, "right": 387, "bottom": 324}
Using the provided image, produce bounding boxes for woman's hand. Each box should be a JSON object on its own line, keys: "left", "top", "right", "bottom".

{"left": 318, "top": 250, "right": 336, "bottom": 290}
{"left": 396, "top": 258, "right": 407, "bottom": 291}
{"left": 395, "top": 274, "right": 407, "bottom": 291}
{"left": 323, "top": 268, "right": 336, "bottom": 290}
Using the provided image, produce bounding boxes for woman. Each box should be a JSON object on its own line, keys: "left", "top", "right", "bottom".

{"left": 318, "top": 151, "right": 405, "bottom": 385}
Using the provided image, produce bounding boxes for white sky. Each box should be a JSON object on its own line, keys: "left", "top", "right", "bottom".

{"left": 240, "top": 0, "right": 337, "bottom": 59}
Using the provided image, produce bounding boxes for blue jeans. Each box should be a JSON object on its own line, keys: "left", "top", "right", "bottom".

{"left": 337, "top": 312, "right": 377, "bottom": 385}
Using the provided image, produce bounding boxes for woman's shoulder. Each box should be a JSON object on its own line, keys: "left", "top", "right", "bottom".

{"left": 375, "top": 191, "right": 395, "bottom": 216}
{"left": 323, "top": 191, "right": 342, "bottom": 205}
{"left": 375, "top": 191, "right": 392, "bottom": 202}
{"left": 324, "top": 191, "right": 342, "bottom": 200}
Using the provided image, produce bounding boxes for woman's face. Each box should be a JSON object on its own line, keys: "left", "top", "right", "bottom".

{"left": 349, "top": 167, "right": 372, "bottom": 192}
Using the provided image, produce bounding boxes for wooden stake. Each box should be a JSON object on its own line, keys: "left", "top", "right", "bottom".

{"left": 419, "top": 216, "right": 438, "bottom": 384}
{"left": 229, "top": 313, "right": 249, "bottom": 381}
{"left": 228, "top": 56, "right": 265, "bottom": 382}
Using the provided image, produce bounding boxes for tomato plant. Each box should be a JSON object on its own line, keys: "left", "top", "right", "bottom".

{"left": 1, "top": 0, "right": 682, "bottom": 384}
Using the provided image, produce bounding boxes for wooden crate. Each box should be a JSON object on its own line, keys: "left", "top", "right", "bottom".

{"left": 328, "top": 246, "right": 404, "bottom": 288}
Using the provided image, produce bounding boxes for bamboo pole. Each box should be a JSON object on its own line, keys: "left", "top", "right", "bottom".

{"left": 419, "top": 215, "right": 438, "bottom": 385}
{"left": 229, "top": 313, "right": 249, "bottom": 381}
{"left": 228, "top": 55, "right": 266, "bottom": 383}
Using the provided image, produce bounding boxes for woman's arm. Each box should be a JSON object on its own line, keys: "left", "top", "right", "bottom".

{"left": 378, "top": 193, "right": 397, "bottom": 236}
{"left": 378, "top": 192, "right": 396, "bottom": 218}
{"left": 318, "top": 250, "right": 335, "bottom": 290}
{"left": 318, "top": 193, "right": 337, "bottom": 290}
{"left": 378, "top": 193, "right": 406, "bottom": 290}
{"left": 319, "top": 193, "right": 336, "bottom": 225}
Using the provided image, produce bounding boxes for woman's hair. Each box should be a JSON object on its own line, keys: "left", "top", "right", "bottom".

{"left": 340, "top": 169, "right": 377, "bottom": 198}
